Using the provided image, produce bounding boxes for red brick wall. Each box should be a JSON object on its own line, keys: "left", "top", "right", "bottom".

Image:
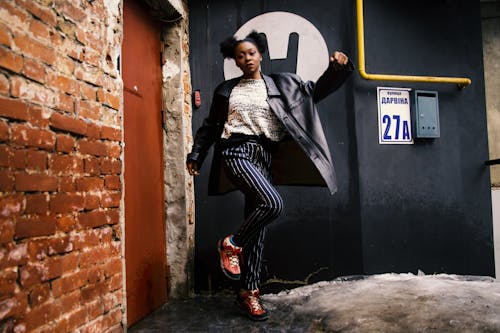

{"left": 0, "top": 0, "right": 124, "bottom": 332}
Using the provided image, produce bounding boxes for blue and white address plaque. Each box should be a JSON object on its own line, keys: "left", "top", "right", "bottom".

{"left": 377, "top": 87, "right": 413, "bottom": 144}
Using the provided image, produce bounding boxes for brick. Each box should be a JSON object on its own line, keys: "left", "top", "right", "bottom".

{"left": 0, "top": 292, "right": 28, "bottom": 322}
{"left": 57, "top": 290, "right": 81, "bottom": 314}
{"left": 100, "top": 158, "right": 121, "bottom": 175}
{"left": 62, "top": 308, "right": 88, "bottom": 332}
{"left": 86, "top": 266, "right": 105, "bottom": 285}
{"left": 47, "top": 235, "right": 73, "bottom": 255}
{"left": 27, "top": 238, "right": 49, "bottom": 261}
{"left": 67, "top": 43, "right": 84, "bottom": 63}
{"left": 104, "top": 175, "right": 120, "bottom": 190}
{"left": 79, "top": 139, "right": 107, "bottom": 157}
{"left": 76, "top": 177, "right": 104, "bottom": 191}
{"left": 100, "top": 227, "right": 113, "bottom": 243}
{"left": 80, "top": 83, "right": 96, "bottom": 101}
{"left": 107, "top": 209, "right": 120, "bottom": 225}
{"left": 57, "top": 16, "right": 77, "bottom": 38}
{"left": 56, "top": 92, "right": 74, "bottom": 113}
{"left": 101, "top": 126, "right": 121, "bottom": 142}
{"left": 54, "top": 56, "right": 75, "bottom": 77}
{"left": 86, "top": 121, "right": 100, "bottom": 139}
{"left": 59, "top": 1, "right": 87, "bottom": 23}
{"left": 56, "top": 134, "right": 75, "bottom": 153}
{"left": 75, "top": 64, "right": 103, "bottom": 87}
{"left": 106, "top": 142, "right": 121, "bottom": 158}
{"left": 87, "top": 298, "right": 106, "bottom": 321}
{"left": 102, "top": 292, "right": 119, "bottom": 313}
{"left": 75, "top": 27, "right": 100, "bottom": 50}
{"left": 10, "top": 77, "right": 55, "bottom": 107}
{"left": 0, "top": 120, "right": 8, "bottom": 141}
{"left": 0, "top": 267, "right": 17, "bottom": 298}
{"left": 48, "top": 72, "right": 78, "bottom": 95}
{"left": 29, "top": 283, "right": 51, "bottom": 307}
{"left": 25, "top": 193, "right": 48, "bottom": 214}
{"left": 60, "top": 251, "right": 79, "bottom": 272}
{"left": 84, "top": 195, "right": 100, "bottom": 210}
{"left": 58, "top": 176, "right": 75, "bottom": 192}
{"left": 0, "top": 194, "right": 24, "bottom": 217}
{"left": 22, "top": 57, "right": 46, "bottom": 83}
{"left": 83, "top": 48, "right": 101, "bottom": 67}
{"left": 103, "top": 258, "right": 122, "bottom": 278}
{"left": 0, "top": 96, "right": 29, "bottom": 121}
{"left": 0, "top": 23, "right": 11, "bottom": 47}
{"left": 78, "top": 211, "right": 108, "bottom": 229}
{"left": 0, "top": 145, "right": 11, "bottom": 166}
{"left": 12, "top": 149, "right": 26, "bottom": 169}
{"left": 49, "top": 193, "right": 84, "bottom": 213}
{"left": 0, "top": 73, "right": 9, "bottom": 95}
{"left": 15, "top": 172, "right": 57, "bottom": 192}
{"left": 0, "top": 170, "right": 14, "bottom": 191}
{"left": 28, "top": 105, "right": 50, "bottom": 128}
{"left": 26, "top": 150, "right": 48, "bottom": 171}
{"left": 29, "top": 19, "right": 50, "bottom": 40}
{"left": 0, "top": 218, "right": 15, "bottom": 244}
{"left": 71, "top": 229, "right": 100, "bottom": 249}
{"left": 50, "top": 112, "right": 87, "bottom": 136}
{"left": 18, "top": 0, "right": 57, "bottom": 26}
{"left": 52, "top": 271, "right": 87, "bottom": 298}
{"left": 13, "top": 34, "right": 56, "bottom": 65}
{"left": 101, "top": 192, "right": 120, "bottom": 208}
{"left": 11, "top": 123, "right": 56, "bottom": 150}
{"left": 81, "top": 280, "right": 107, "bottom": 303}
{"left": 97, "top": 89, "right": 120, "bottom": 110}
{"left": 0, "top": 242, "right": 28, "bottom": 269}
{"left": 20, "top": 257, "right": 63, "bottom": 288}
{"left": 50, "top": 154, "right": 83, "bottom": 174}
{"left": 57, "top": 215, "right": 76, "bottom": 232}
{"left": 15, "top": 215, "right": 56, "bottom": 239}
{"left": 0, "top": 46, "right": 23, "bottom": 73}
{"left": 84, "top": 157, "right": 99, "bottom": 175}
{"left": 22, "top": 297, "right": 62, "bottom": 331}
{"left": 0, "top": 1, "right": 29, "bottom": 28}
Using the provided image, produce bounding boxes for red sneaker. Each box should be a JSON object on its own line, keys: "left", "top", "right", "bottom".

{"left": 217, "top": 235, "right": 242, "bottom": 280}
{"left": 236, "top": 289, "right": 269, "bottom": 321}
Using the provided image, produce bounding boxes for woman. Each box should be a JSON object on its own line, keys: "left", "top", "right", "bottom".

{"left": 186, "top": 31, "right": 353, "bottom": 321}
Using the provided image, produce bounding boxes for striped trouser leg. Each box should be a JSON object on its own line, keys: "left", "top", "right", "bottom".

{"left": 222, "top": 142, "right": 283, "bottom": 290}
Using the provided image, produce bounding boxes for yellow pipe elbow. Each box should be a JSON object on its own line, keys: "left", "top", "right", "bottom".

{"left": 356, "top": 0, "right": 471, "bottom": 88}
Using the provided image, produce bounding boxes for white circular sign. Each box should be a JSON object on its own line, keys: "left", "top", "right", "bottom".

{"left": 223, "top": 11, "right": 329, "bottom": 82}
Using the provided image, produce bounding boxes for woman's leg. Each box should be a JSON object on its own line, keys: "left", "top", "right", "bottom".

{"left": 222, "top": 144, "right": 283, "bottom": 248}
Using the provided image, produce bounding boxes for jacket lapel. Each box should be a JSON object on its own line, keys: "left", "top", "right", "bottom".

{"left": 263, "top": 74, "right": 280, "bottom": 97}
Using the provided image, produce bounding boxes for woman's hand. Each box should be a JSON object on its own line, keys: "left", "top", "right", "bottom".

{"left": 330, "top": 51, "right": 349, "bottom": 66}
{"left": 186, "top": 160, "right": 200, "bottom": 176}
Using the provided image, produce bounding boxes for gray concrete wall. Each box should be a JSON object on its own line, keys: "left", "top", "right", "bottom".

{"left": 482, "top": 0, "right": 500, "bottom": 278}
{"left": 161, "top": 1, "right": 195, "bottom": 298}
{"left": 483, "top": 1, "right": 500, "bottom": 186}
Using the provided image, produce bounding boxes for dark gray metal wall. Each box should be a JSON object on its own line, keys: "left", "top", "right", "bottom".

{"left": 188, "top": 0, "right": 494, "bottom": 293}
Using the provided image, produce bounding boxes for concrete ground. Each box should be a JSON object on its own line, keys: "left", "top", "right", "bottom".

{"left": 128, "top": 273, "right": 500, "bottom": 333}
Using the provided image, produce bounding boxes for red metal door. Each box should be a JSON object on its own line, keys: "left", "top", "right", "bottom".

{"left": 122, "top": 0, "right": 167, "bottom": 326}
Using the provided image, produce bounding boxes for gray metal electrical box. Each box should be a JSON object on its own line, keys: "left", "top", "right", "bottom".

{"left": 413, "top": 90, "right": 440, "bottom": 138}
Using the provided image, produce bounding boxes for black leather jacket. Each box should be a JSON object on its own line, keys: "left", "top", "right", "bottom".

{"left": 187, "top": 60, "right": 354, "bottom": 195}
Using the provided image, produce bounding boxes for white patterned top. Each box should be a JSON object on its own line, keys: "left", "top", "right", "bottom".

{"left": 221, "top": 78, "right": 287, "bottom": 141}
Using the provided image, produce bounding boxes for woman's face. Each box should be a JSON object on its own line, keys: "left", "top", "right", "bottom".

{"left": 234, "top": 41, "right": 262, "bottom": 78}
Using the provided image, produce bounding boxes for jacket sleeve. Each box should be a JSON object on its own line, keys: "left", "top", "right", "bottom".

{"left": 305, "top": 59, "right": 354, "bottom": 103}
{"left": 186, "top": 92, "right": 226, "bottom": 168}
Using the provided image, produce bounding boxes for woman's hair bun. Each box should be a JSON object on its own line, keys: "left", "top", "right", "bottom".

{"left": 219, "top": 35, "right": 239, "bottom": 59}
{"left": 219, "top": 30, "right": 267, "bottom": 59}
{"left": 245, "top": 30, "right": 267, "bottom": 55}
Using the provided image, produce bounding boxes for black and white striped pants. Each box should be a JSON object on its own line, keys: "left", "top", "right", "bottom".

{"left": 222, "top": 141, "right": 283, "bottom": 291}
